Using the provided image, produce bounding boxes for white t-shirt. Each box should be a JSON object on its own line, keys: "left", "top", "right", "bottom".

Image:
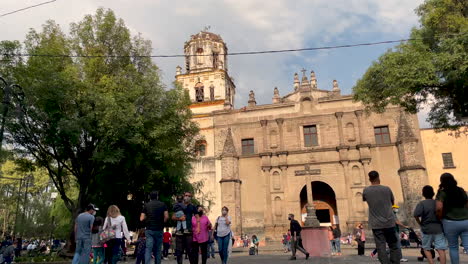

{"left": 216, "top": 215, "right": 232, "bottom": 238}
{"left": 103, "top": 215, "right": 131, "bottom": 241}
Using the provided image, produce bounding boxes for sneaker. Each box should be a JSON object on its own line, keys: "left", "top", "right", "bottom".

{"left": 176, "top": 231, "right": 182, "bottom": 236}
{"left": 163, "top": 257, "right": 168, "bottom": 260}
{"left": 289, "top": 256, "right": 296, "bottom": 260}
{"left": 400, "top": 258, "right": 408, "bottom": 262}
{"left": 306, "top": 253, "right": 310, "bottom": 260}
{"left": 183, "top": 229, "right": 191, "bottom": 234}
{"left": 370, "top": 252, "right": 375, "bottom": 258}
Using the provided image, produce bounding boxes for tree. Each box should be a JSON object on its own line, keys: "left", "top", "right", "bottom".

{"left": 0, "top": 8, "right": 199, "bottom": 230}
{"left": 353, "top": 0, "right": 468, "bottom": 130}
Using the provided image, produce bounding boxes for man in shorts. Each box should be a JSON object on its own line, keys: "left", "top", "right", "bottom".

{"left": 414, "top": 185, "right": 447, "bottom": 264}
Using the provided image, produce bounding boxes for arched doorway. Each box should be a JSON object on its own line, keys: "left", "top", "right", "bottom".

{"left": 300, "top": 181, "right": 338, "bottom": 225}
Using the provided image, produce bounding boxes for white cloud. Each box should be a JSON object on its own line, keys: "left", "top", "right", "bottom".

{"left": 1, "top": 0, "right": 425, "bottom": 107}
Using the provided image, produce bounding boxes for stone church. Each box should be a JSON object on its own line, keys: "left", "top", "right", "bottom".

{"left": 175, "top": 31, "right": 428, "bottom": 240}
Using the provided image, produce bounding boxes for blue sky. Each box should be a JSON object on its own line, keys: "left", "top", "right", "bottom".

{"left": 1, "top": 0, "right": 429, "bottom": 127}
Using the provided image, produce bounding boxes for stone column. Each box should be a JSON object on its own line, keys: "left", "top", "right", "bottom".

{"left": 335, "top": 112, "right": 345, "bottom": 145}
{"left": 262, "top": 167, "right": 273, "bottom": 237}
{"left": 260, "top": 120, "right": 268, "bottom": 151}
{"left": 354, "top": 110, "right": 365, "bottom": 144}
{"left": 276, "top": 118, "right": 285, "bottom": 150}
{"left": 304, "top": 174, "right": 320, "bottom": 227}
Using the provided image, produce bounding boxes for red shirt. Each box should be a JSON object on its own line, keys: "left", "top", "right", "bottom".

{"left": 163, "top": 232, "right": 172, "bottom": 243}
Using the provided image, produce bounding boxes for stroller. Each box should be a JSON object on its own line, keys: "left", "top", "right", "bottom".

{"left": 408, "top": 228, "right": 422, "bottom": 248}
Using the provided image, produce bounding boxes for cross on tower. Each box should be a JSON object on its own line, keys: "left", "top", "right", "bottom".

{"left": 203, "top": 25, "right": 211, "bottom": 31}
{"left": 301, "top": 68, "right": 307, "bottom": 77}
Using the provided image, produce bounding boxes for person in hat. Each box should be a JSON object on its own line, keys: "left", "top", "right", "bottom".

{"left": 72, "top": 203, "right": 99, "bottom": 264}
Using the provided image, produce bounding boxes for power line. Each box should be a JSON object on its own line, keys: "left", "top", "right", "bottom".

{"left": 1, "top": 33, "right": 466, "bottom": 59}
{"left": 0, "top": 0, "right": 57, "bottom": 18}
{"left": 4, "top": 38, "right": 415, "bottom": 59}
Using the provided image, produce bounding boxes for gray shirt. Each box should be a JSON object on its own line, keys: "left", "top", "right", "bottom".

{"left": 363, "top": 185, "right": 395, "bottom": 229}
{"left": 216, "top": 216, "right": 232, "bottom": 238}
{"left": 75, "top": 212, "right": 95, "bottom": 240}
{"left": 413, "top": 199, "right": 443, "bottom": 234}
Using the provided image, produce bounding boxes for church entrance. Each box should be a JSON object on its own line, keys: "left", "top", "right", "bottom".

{"left": 300, "top": 181, "right": 338, "bottom": 225}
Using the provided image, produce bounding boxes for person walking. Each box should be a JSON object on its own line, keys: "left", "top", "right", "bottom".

{"left": 163, "top": 228, "right": 172, "bottom": 260}
{"left": 173, "top": 191, "right": 197, "bottom": 264}
{"left": 91, "top": 217, "right": 105, "bottom": 264}
{"left": 251, "top": 235, "right": 259, "bottom": 255}
{"left": 140, "top": 191, "right": 168, "bottom": 264}
{"left": 215, "top": 206, "right": 232, "bottom": 264}
{"left": 414, "top": 185, "right": 447, "bottom": 264}
{"left": 288, "top": 213, "right": 309, "bottom": 260}
{"left": 354, "top": 223, "right": 366, "bottom": 256}
{"left": 332, "top": 225, "right": 342, "bottom": 256}
{"left": 191, "top": 206, "right": 211, "bottom": 264}
{"left": 435, "top": 173, "right": 468, "bottom": 264}
{"left": 73, "top": 204, "right": 98, "bottom": 264}
{"left": 363, "top": 170, "right": 399, "bottom": 264}
{"left": 103, "top": 205, "right": 131, "bottom": 264}
{"left": 207, "top": 229, "right": 215, "bottom": 259}
{"left": 328, "top": 226, "right": 335, "bottom": 256}
{"left": 134, "top": 230, "right": 146, "bottom": 264}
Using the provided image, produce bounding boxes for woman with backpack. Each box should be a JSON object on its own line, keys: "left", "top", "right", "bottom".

{"left": 91, "top": 217, "right": 105, "bottom": 264}
{"left": 436, "top": 173, "right": 468, "bottom": 264}
{"left": 103, "top": 205, "right": 131, "bottom": 264}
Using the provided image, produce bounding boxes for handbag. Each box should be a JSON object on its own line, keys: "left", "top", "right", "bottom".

{"left": 99, "top": 217, "right": 117, "bottom": 242}
{"left": 213, "top": 217, "right": 220, "bottom": 240}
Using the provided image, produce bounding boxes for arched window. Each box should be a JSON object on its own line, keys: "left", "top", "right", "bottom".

{"left": 212, "top": 52, "right": 219, "bottom": 68}
{"left": 196, "top": 140, "right": 207, "bottom": 156}
{"left": 195, "top": 82, "right": 204, "bottom": 102}
{"left": 196, "top": 47, "right": 204, "bottom": 65}
{"left": 210, "top": 85, "right": 215, "bottom": 101}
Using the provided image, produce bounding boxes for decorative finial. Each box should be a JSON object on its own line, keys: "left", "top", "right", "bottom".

{"left": 248, "top": 90, "right": 256, "bottom": 107}
{"left": 273, "top": 87, "right": 281, "bottom": 104}
{"left": 333, "top": 80, "right": 339, "bottom": 91}
{"left": 310, "top": 71, "right": 317, "bottom": 89}
{"left": 274, "top": 87, "right": 279, "bottom": 96}
{"left": 203, "top": 25, "right": 211, "bottom": 31}
{"left": 301, "top": 68, "right": 307, "bottom": 77}
{"left": 176, "top": 65, "right": 182, "bottom": 75}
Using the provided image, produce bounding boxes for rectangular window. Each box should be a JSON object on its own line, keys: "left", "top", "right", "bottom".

{"left": 374, "top": 126, "right": 391, "bottom": 144}
{"left": 241, "top": 139, "right": 255, "bottom": 155}
{"left": 303, "top": 125, "right": 319, "bottom": 147}
{"left": 442, "top": 153, "right": 455, "bottom": 168}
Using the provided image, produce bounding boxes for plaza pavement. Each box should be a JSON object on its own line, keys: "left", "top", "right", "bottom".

{"left": 122, "top": 247, "right": 468, "bottom": 263}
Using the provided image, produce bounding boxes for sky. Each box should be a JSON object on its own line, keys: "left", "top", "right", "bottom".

{"left": 0, "top": 0, "right": 430, "bottom": 127}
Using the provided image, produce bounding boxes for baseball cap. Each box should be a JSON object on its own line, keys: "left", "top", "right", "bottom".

{"left": 392, "top": 205, "right": 400, "bottom": 209}
{"left": 86, "top": 203, "right": 99, "bottom": 211}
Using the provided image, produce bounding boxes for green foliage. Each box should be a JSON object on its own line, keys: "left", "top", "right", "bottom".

{"left": 353, "top": 0, "right": 468, "bottom": 129}
{"left": 0, "top": 8, "right": 199, "bottom": 231}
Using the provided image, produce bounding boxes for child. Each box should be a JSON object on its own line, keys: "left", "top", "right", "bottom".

{"left": 173, "top": 195, "right": 187, "bottom": 235}
{"left": 414, "top": 185, "right": 447, "bottom": 264}
{"left": 91, "top": 216, "right": 105, "bottom": 264}
{"left": 135, "top": 229, "right": 146, "bottom": 264}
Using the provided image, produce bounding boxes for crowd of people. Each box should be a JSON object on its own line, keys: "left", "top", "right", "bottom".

{"left": 72, "top": 191, "right": 237, "bottom": 264}
{"left": 363, "top": 171, "right": 468, "bottom": 264}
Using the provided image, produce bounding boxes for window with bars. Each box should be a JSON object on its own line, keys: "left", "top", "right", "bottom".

{"left": 374, "top": 126, "right": 391, "bottom": 144}
{"left": 303, "top": 125, "right": 318, "bottom": 147}
{"left": 195, "top": 140, "right": 207, "bottom": 156}
{"left": 241, "top": 138, "right": 255, "bottom": 155}
{"left": 442, "top": 153, "right": 455, "bottom": 168}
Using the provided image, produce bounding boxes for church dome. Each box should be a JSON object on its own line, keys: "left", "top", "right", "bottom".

{"left": 186, "top": 31, "right": 224, "bottom": 46}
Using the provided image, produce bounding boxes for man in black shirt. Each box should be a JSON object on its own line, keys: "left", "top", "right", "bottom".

{"left": 288, "top": 213, "right": 309, "bottom": 260}
{"left": 172, "top": 191, "right": 197, "bottom": 264}
{"left": 140, "top": 191, "right": 168, "bottom": 264}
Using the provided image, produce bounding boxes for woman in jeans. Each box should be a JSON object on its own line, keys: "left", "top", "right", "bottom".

{"left": 215, "top": 206, "right": 232, "bottom": 264}
{"left": 436, "top": 173, "right": 468, "bottom": 264}
{"left": 103, "top": 205, "right": 131, "bottom": 264}
{"left": 191, "top": 205, "right": 211, "bottom": 264}
{"left": 354, "top": 223, "right": 366, "bottom": 256}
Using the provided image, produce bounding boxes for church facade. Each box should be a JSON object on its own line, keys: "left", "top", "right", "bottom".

{"left": 175, "top": 31, "right": 428, "bottom": 240}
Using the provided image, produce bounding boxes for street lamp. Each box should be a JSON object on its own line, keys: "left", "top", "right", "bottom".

{"left": 0, "top": 175, "right": 25, "bottom": 236}
{"left": 0, "top": 76, "right": 24, "bottom": 153}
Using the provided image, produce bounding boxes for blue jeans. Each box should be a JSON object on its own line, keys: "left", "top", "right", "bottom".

{"left": 333, "top": 238, "right": 341, "bottom": 253}
{"left": 72, "top": 238, "right": 92, "bottom": 264}
{"left": 145, "top": 230, "right": 163, "bottom": 264}
{"left": 443, "top": 219, "right": 468, "bottom": 264}
{"left": 217, "top": 234, "right": 231, "bottom": 264}
{"left": 208, "top": 242, "right": 215, "bottom": 257}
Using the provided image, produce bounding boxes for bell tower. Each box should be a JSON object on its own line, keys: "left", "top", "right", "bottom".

{"left": 175, "top": 31, "right": 235, "bottom": 113}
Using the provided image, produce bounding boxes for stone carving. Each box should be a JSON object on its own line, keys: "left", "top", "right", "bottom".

{"left": 294, "top": 73, "right": 300, "bottom": 91}
{"left": 333, "top": 80, "right": 339, "bottom": 91}
{"left": 248, "top": 90, "right": 256, "bottom": 106}
{"left": 310, "top": 71, "right": 317, "bottom": 89}
{"left": 274, "top": 87, "right": 279, "bottom": 96}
